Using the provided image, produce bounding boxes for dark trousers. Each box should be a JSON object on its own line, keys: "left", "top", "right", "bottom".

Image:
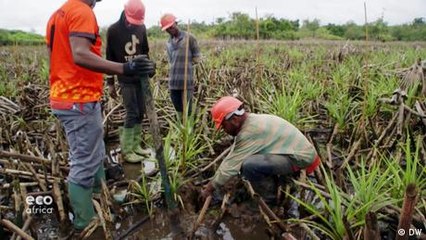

{"left": 120, "top": 82, "right": 145, "bottom": 128}
{"left": 241, "top": 154, "right": 297, "bottom": 201}
{"left": 241, "top": 154, "right": 295, "bottom": 182}
{"left": 170, "top": 89, "right": 193, "bottom": 114}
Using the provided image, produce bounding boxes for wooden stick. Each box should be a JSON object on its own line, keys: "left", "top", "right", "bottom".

{"left": 242, "top": 179, "right": 288, "bottom": 233}
{"left": 0, "top": 219, "right": 34, "bottom": 240}
{"left": 12, "top": 184, "right": 22, "bottom": 214}
{"left": 364, "top": 211, "right": 380, "bottom": 240}
{"left": 102, "top": 102, "right": 123, "bottom": 126}
{"left": 397, "top": 101, "right": 405, "bottom": 137}
{"left": 338, "top": 138, "right": 362, "bottom": 171}
{"left": 15, "top": 216, "right": 33, "bottom": 240}
{"left": 300, "top": 222, "right": 320, "bottom": 240}
{"left": 258, "top": 205, "right": 272, "bottom": 227}
{"left": 293, "top": 180, "right": 331, "bottom": 199}
{"left": 93, "top": 200, "right": 112, "bottom": 240}
{"left": 414, "top": 101, "right": 426, "bottom": 126}
{"left": 140, "top": 66, "right": 180, "bottom": 232}
{"left": 0, "top": 205, "right": 14, "bottom": 210}
{"left": 326, "top": 123, "right": 339, "bottom": 169}
{"left": 182, "top": 19, "right": 191, "bottom": 127}
{"left": 343, "top": 215, "right": 355, "bottom": 240}
{"left": 396, "top": 183, "right": 419, "bottom": 240}
{"left": 20, "top": 185, "right": 28, "bottom": 222}
{"left": 366, "top": 112, "right": 398, "bottom": 161}
{"left": 0, "top": 150, "right": 51, "bottom": 165}
{"left": 101, "top": 180, "right": 116, "bottom": 218}
{"left": 189, "top": 195, "right": 212, "bottom": 239}
{"left": 25, "top": 163, "right": 47, "bottom": 192}
{"left": 189, "top": 147, "right": 231, "bottom": 179}
{"left": 0, "top": 169, "right": 60, "bottom": 182}
{"left": 80, "top": 218, "right": 99, "bottom": 240}
{"left": 52, "top": 179, "right": 66, "bottom": 223}
{"left": 282, "top": 232, "right": 298, "bottom": 240}
{"left": 364, "top": 2, "right": 368, "bottom": 41}
{"left": 211, "top": 192, "right": 230, "bottom": 231}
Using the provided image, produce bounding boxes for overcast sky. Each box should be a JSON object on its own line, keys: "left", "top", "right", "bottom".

{"left": 0, "top": 0, "right": 424, "bottom": 35}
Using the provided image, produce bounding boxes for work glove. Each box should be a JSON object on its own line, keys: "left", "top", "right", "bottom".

{"left": 123, "top": 55, "right": 155, "bottom": 77}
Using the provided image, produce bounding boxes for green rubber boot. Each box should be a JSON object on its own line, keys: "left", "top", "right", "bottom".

{"left": 120, "top": 127, "right": 143, "bottom": 163}
{"left": 133, "top": 125, "right": 150, "bottom": 156}
{"left": 68, "top": 182, "right": 96, "bottom": 230}
{"left": 93, "top": 164, "right": 106, "bottom": 194}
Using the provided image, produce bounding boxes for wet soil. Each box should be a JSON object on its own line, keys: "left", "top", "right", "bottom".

{"left": 112, "top": 164, "right": 270, "bottom": 240}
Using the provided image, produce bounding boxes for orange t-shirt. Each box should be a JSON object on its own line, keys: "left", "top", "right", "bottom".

{"left": 46, "top": 0, "right": 103, "bottom": 103}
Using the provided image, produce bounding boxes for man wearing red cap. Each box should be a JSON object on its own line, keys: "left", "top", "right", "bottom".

{"left": 106, "top": 0, "right": 153, "bottom": 163}
{"left": 160, "top": 13, "right": 201, "bottom": 119}
{"left": 201, "top": 96, "right": 321, "bottom": 203}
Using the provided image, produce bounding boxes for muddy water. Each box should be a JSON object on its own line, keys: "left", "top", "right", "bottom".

{"left": 121, "top": 211, "right": 269, "bottom": 240}
{"left": 120, "top": 163, "right": 270, "bottom": 240}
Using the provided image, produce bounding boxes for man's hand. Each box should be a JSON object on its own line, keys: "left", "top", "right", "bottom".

{"left": 123, "top": 55, "right": 155, "bottom": 76}
{"left": 201, "top": 181, "right": 215, "bottom": 200}
{"left": 107, "top": 83, "right": 118, "bottom": 100}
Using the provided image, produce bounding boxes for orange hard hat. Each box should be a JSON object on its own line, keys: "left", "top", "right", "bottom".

{"left": 124, "top": 0, "right": 145, "bottom": 25}
{"left": 211, "top": 96, "right": 243, "bottom": 129}
{"left": 160, "top": 13, "right": 176, "bottom": 31}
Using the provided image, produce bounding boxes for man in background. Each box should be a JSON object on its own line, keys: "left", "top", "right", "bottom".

{"left": 160, "top": 13, "right": 201, "bottom": 119}
{"left": 106, "top": 0, "right": 153, "bottom": 163}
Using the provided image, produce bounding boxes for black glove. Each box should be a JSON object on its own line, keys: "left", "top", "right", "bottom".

{"left": 123, "top": 55, "right": 155, "bottom": 76}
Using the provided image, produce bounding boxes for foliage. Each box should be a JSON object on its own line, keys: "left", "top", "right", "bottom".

{"left": 129, "top": 176, "right": 156, "bottom": 216}
{"left": 385, "top": 135, "right": 426, "bottom": 200}
{"left": 0, "top": 29, "right": 44, "bottom": 45}
{"left": 2, "top": 15, "right": 426, "bottom": 44}
{"left": 2, "top": 40, "right": 426, "bottom": 237}
{"left": 142, "top": 14, "right": 426, "bottom": 41}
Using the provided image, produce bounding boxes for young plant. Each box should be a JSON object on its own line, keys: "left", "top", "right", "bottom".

{"left": 167, "top": 107, "right": 208, "bottom": 172}
{"left": 259, "top": 78, "right": 313, "bottom": 127}
{"left": 287, "top": 166, "right": 347, "bottom": 240}
{"left": 129, "top": 174, "right": 155, "bottom": 217}
{"left": 345, "top": 160, "right": 397, "bottom": 234}
{"left": 385, "top": 135, "right": 426, "bottom": 200}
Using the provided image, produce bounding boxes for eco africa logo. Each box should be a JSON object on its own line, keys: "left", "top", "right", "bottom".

{"left": 25, "top": 195, "right": 54, "bottom": 214}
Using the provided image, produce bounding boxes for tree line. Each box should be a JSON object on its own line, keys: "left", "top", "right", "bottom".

{"left": 148, "top": 13, "right": 426, "bottom": 42}
{"left": 0, "top": 29, "right": 45, "bottom": 46}
{"left": 1, "top": 13, "right": 425, "bottom": 45}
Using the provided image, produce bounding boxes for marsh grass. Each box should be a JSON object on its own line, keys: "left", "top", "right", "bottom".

{"left": 2, "top": 41, "right": 426, "bottom": 237}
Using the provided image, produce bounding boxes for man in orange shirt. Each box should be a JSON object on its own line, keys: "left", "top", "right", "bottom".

{"left": 46, "top": 0, "right": 154, "bottom": 232}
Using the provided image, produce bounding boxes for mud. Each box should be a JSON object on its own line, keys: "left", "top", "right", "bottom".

{"left": 122, "top": 208, "right": 269, "bottom": 240}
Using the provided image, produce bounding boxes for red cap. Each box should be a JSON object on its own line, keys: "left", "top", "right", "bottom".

{"left": 160, "top": 13, "right": 176, "bottom": 31}
{"left": 124, "top": 0, "right": 145, "bottom": 25}
{"left": 211, "top": 96, "right": 243, "bottom": 129}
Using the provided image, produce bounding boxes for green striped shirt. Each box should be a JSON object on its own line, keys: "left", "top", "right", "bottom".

{"left": 212, "top": 113, "right": 317, "bottom": 188}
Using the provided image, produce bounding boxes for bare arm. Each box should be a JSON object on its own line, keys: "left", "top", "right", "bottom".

{"left": 70, "top": 36, "right": 124, "bottom": 75}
